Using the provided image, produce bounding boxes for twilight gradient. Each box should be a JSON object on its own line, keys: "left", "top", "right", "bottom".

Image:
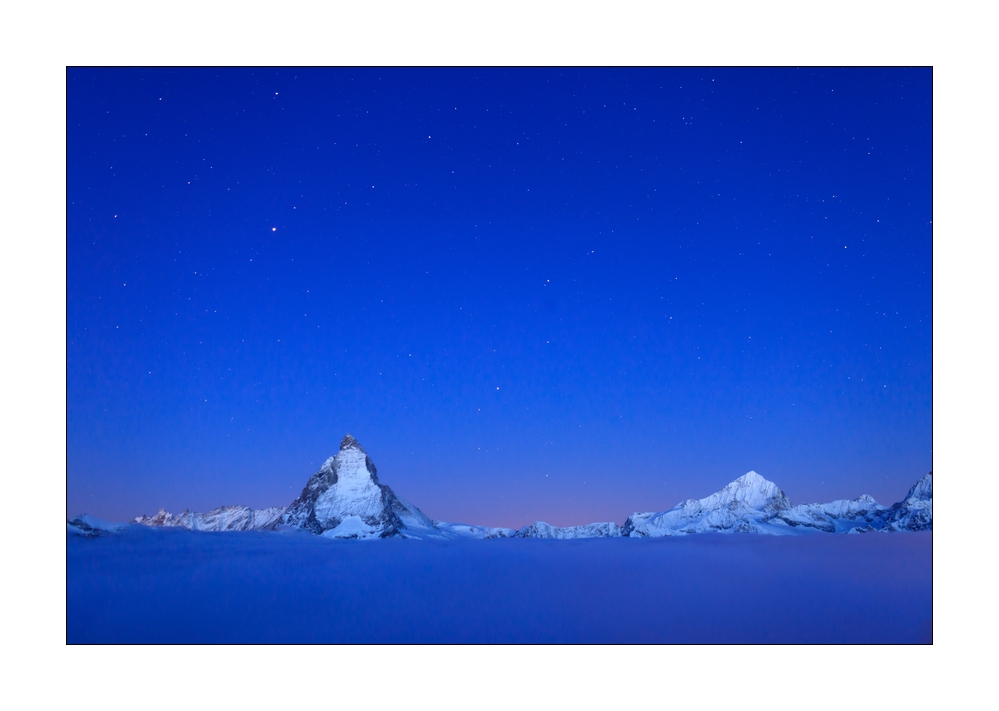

{"left": 68, "top": 68, "right": 931, "bottom": 527}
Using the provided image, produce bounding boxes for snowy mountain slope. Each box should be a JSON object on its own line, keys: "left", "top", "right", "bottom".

{"left": 432, "top": 521, "right": 517, "bottom": 539}
{"left": 622, "top": 471, "right": 794, "bottom": 537}
{"left": 773, "top": 495, "right": 889, "bottom": 533}
{"left": 881, "top": 472, "right": 932, "bottom": 531}
{"left": 621, "top": 471, "right": 931, "bottom": 537}
{"left": 283, "top": 434, "right": 440, "bottom": 539}
{"left": 515, "top": 521, "right": 622, "bottom": 539}
{"left": 67, "top": 515, "right": 125, "bottom": 537}
{"left": 133, "top": 505, "right": 286, "bottom": 532}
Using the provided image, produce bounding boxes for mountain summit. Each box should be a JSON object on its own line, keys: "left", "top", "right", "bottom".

{"left": 282, "top": 434, "right": 438, "bottom": 539}
{"left": 881, "top": 472, "right": 932, "bottom": 532}
{"left": 339, "top": 433, "right": 362, "bottom": 451}
{"left": 623, "top": 471, "right": 793, "bottom": 536}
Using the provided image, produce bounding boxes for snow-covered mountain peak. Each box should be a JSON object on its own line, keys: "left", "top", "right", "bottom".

{"left": 907, "top": 472, "right": 932, "bottom": 502}
{"left": 340, "top": 433, "right": 365, "bottom": 453}
{"left": 881, "top": 472, "right": 932, "bottom": 532}
{"left": 735, "top": 470, "right": 765, "bottom": 485}
{"left": 712, "top": 471, "right": 792, "bottom": 512}
{"left": 623, "top": 470, "right": 792, "bottom": 537}
{"left": 282, "top": 434, "right": 436, "bottom": 538}
{"left": 333, "top": 437, "right": 381, "bottom": 484}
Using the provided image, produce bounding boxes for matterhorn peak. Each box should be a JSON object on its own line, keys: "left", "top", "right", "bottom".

{"left": 282, "top": 433, "right": 437, "bottom": 538}
{"left": 340, "top": 433, "right": 365, "bottom": 452}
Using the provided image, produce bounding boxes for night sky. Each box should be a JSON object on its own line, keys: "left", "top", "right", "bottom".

{"left": 67, "top": 67, "right": 931, "bottom": 527}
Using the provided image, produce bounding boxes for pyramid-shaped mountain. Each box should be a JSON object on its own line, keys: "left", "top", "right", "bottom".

{"left": 283, "top": 434, "right": 438, "bottom": 539}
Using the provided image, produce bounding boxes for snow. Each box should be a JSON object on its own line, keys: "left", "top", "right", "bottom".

{"left": 311, "top": 446, "right": 386, "bottom": 526}
{"left": 624, "top": 471, "right": 794, "bottom": 536}
{"left": 67, "top": 525, "right": 932, "bottom": 643}
{"left": 389, "top": 494, "right": 441, "bottom": 535}
{"left": 694, "top": 470, "right": 792, "bottom": 512}
{"left": 432, "top": 521, "right": 516, "bottom": 539}
{"left": 776, "top": 495, "right": 889, "bottom": 533}
{"left": 882, "top": 472, "right": 933, "bottom": 531}
{"left": 133, "top": 505, "right": 286, "bottom": 532}
{"left": 320, "top": 515, "right": 381, "bottom": 539}
{"left": 67, "top": 514, "right": 125, "bottom": 536}
{"left": 515, "top": 521, "right": 621, "bottom": 539}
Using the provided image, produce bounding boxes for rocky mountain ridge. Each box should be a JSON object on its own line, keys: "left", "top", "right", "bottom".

{"left": 132, "top": 505, "right": 286, "bottom": 532}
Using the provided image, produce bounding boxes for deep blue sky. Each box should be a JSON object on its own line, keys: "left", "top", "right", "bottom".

{"left": 67, "top": 67, "right": 931, "bottom": 527}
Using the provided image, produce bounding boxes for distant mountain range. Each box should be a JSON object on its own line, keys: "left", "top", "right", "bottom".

{"left": 69, "top": 434, "right": 932, "bottom": 539}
